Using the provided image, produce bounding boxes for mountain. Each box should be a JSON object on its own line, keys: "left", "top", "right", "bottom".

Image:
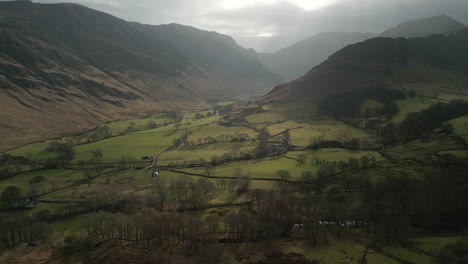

{"left": 380, "top": 15, "right": 466, "bottom": 38}
{"left": 258, "top": 32, "right": 376, "bottom": 81}
{"left": 259, "top": 28, "right": 468, "bottom": 104}
{"left": 0, "top": 1, "right": 278, "bottom": 151}
{"left": 257, "top": 15, "right": 466, "bottom": 82}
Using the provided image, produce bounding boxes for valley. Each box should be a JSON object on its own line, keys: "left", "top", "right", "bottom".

{"left": 1, "top": 1, "right": 468, "bottom": 263}
{"left": 1, "top": 77, "right": 468, "bottom": 263}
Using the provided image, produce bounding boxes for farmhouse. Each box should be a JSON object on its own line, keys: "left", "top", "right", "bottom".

{"left": 9, "top": 197, "right": 38, "bottom": 209}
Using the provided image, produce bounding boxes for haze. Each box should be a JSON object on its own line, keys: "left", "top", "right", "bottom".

{"left": 19, "top": 0, "right": 468, "bottom": 52}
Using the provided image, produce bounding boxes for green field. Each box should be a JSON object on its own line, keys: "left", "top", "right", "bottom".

{"left": 267, "top": 118, "right": 376, "bottom": 146}
{"left": 2, "top": 96, "right": 466, "bottom": 263}
{"left": 245, "top": 101, "right": 317, "bottom": 124}
{"left": 72, "top": 127, "right": 180, "bottom": 162}
{"left": 159, "top": 142, "right": 257, "bottom": 165}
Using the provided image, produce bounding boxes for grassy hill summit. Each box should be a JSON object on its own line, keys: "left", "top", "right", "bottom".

{"left": 0, "top": 0, "right": 278, "bottom": 152}
{"left": 380, "top": 15, "right": 466, "bottom": 38}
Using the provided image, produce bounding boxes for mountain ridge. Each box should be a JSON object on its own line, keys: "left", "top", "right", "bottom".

{"left": 257, "top": 15, "right": 466, "bottom": 82}
{"left": 259, "top": 28, "right": 468, "bottom": 104}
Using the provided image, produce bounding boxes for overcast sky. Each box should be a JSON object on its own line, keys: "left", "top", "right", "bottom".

{"left": 23, "top": 0, "right": 468, "bottom": 52}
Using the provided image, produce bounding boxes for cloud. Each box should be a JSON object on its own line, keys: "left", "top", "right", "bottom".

{"left": 18, "top": 0, "right": 468, "bottom": 51}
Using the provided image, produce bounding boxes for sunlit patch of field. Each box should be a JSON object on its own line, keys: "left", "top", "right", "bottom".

{"left": 104, "top": 115, "right": 171, "bottom": 134}
{"left": 245, "top": 101, "right": 317, "bottom": 124}
{"left": 7, "top": 141, "right": 57, "bottom": 160}
{"left": 216, "top": 101, "right": 237, "bottom": 106}
{"left": 72, "top": 124, "right": 184, "bottom": 162}
{"left": 0, "top": 169, "right": 85, "bottom": 197}
{"left": 267, "top": 118, "right": 376, "bottom": 146}
{"left": 439, "top": 150, "right": 468, "bottom": 158}
{"left": 177, "top": 149, "right": 384, "bottom": 184}
{"left": 282, "top": 238, "right": 367, "bottom": 264}
{"left": 296, "top": 149, "right": 384, "bottom": 164}
{"left": 186, "top": 123, "right": 258, "bottom": 143}
{"left": 381, "top": 246, "right": 437, "bottom": 264}
{"left": 391, "top": 97, "right": 435, "bottom": 123}
{"left": 159, "top": 142, "right": 257, "bottom": 165}
{"left": 182, "top": 156, "right": 304, "bottom": 179}
{"left": 447, "top": 115, "right": 468, "bottom": 142}
{"left": 366, "top": 249, "right": 401, "bottom": 264}
{"left": 410, "top": 236, "right": 464, "bottom": 253}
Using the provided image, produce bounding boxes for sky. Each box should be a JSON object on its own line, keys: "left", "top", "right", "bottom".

{"left": 20, "top": 0, "right": 468, "bottom": 52}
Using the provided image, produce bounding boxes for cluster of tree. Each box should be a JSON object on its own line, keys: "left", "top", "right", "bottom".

{"left": 87, "top": 125, "right": 112, "bottom": 142}
{"left": 166, "top": 150, "right": 255, "bottom": 168}
{"left": 250, "top": 252, "right": 320, "bottom": 264}
{"left": 0, "top": 164, "right": 36, "bottom": 179}
{"left": 77, "top": 150, "right": 106, "bottom": 179}
{"left": 319, "top": 87, "right": 405, "bottom": 120}
{"left": 255, "top": 127, "right": 288, "bottom": 157}
{"left": 163, "top": 111, "right": 183, "bottom": 123}
{"left": 27, "top": 175, "right": 46, "bottom": 196}
{"left": 167, "top": 177, "right": 217, "bottom": 209}
{"left": 1, "top": 186, "right": 23, "bottom": 208}
{"left": 194, "top": 111, "right": 215, "bottom": 120}
{"left": 309, "top": 155, "right": 377, "bottom": 172}
{"left": 214, "top": 104, "right": 234, "bottom": 115}
{"left": 380, "top": 100, "right": 468, "bottom": 142}
{"left": 80, "top": 120, "right": 165, "bottom": 145}
{"left": 46, "top": 141, "right": 72, "bottom": 153}
{"left": 116, "top": 156, "right": 138, "bottom": 169}
{"left": 45, "top": 141, "right": 74, "bottom": 167}
{"left": 83, "top": 207, "right": 292, "bottom": 250}
{"left": 254, "top": 169, "right": 468, "bottom": 243}
{"left": 184, "top": 133, "right": 252, "bottom": 146}
{"left": 364, "top": 170, "right": 468, "bottom": 242}
{"left": 0, "top": 215, "right": 52, "bottom": 248}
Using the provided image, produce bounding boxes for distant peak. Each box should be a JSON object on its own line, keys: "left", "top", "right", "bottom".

{"left": 380, "top": 14, "right": 465, "bottom": 38}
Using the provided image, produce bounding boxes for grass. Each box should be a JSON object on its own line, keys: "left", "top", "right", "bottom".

{"left": 366, "top": 249, "right": 401, "bottom": 264}
{"left": 7, "top": 142, "right": 57, "bottom": 160}
{"left": 401, "top": 81, "right": 468, "bottom": 101}
{"left": 2, "top": 99, "right": 465, "bottom": 263}
{"left": 382, "top": 246, "right": 437, "bottom": 264}
{"left": 299, "top": 149, "right": 384, "bottom": 163}
{"left": 411, "top": 236, "right": 464, "bottom": 253}
{"left": 245, "top": 101, "right": 317, "bottom": 124}
{"left": 159, "top": 142, "right": 257, "bottom": 165}
{"left": 180, "top": 149, "right": 384, "bottom": 183}
{"left": 104, "top": 115, "right": 170, "bottom": 134}
{"left": 216, "top": 101, "right": 237, "bottom": 106}
{"left": 392, "top": 97, "right": 435, "bottom": 123}
{"left": 51, "top": 215, "right": 87, "bottom": 237}
{"left": 0, "top": 169, "right": 85, "bottom": 197}
{"left": 284, "top": 238, "right": 366, "bottom": 264}
{"left": 186, "top": 123, "right": 258, "bottom": 143}
{"left": 268, "top": 118, "right": 376, "bottom": 146}
{"left": 447, "top": 115, "right": 468, "bottom": 142}
{"left": 72, "top": 124, "right": 184, "bottom": 162}
{"left": 439, "top": 150, "right": 468, "bottom": 158}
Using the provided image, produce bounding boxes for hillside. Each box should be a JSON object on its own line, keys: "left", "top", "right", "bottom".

{"left": 259, "top": 28, "right": 468, "bottom": 104}
{"left": 0, "top": 1, "right": 278, "bottom": 151}
{"left": 380, "top": 15, "right": 466, "bottom": 38}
